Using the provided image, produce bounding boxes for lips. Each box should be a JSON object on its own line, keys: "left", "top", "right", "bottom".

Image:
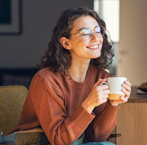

{"left": 86, "top": 44, "right": 99, "bottom": 50}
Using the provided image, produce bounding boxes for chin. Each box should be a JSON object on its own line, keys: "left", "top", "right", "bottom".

{"left": 92, "top": 53, "right": 101, "bottom": 58}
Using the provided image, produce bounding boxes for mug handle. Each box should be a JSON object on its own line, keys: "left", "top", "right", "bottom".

{"left": 99, "top": 82, "right": 108, "bottom": 86}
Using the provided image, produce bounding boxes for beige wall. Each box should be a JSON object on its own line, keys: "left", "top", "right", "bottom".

{"left": 117, "top": 0, "right": 147, "bottom": 86}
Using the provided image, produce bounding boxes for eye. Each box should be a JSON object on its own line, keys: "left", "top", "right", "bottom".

{"left": 80, "top": 28, "right": 91, "bottom": 36}
{"left": 95, "top": 26, "right": 101, "bottom": 34}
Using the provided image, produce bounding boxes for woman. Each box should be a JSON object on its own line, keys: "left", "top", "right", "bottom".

{"left": 2, "top": 7, "right": 131, "bottom": 145}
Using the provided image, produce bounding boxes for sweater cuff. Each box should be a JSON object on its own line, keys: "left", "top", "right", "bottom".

{"left": 101, "top": 101, "right": 119, "bottom": 121}
{"left": 69, "top": 105, "right": 95, "bottom": 129}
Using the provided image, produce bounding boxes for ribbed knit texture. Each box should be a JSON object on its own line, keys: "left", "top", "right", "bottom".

{"left": 9, "top": 65, "right": 119, "bottom": 145}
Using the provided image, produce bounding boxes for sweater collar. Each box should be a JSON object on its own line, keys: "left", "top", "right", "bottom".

{"left": 65, "top": 65, "right": 93, "bottom": 88}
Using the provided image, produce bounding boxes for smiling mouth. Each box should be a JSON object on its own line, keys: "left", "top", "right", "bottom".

{"left": 86, "top": 45, "right": 99, "bottom": 50}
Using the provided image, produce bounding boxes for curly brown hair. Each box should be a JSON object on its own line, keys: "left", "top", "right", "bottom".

{"left": 37, "top": 7, "right": 114, "bottom": 74}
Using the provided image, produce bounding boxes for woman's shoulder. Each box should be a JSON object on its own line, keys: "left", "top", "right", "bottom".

{"left": 35, "top": 67, "right": 54, "bottom": 76}
{"left": 34, "top": 67, "right": 62, "bottom": 79}
{"left": 33, "top": 67, "right": 66, "bottom": 85}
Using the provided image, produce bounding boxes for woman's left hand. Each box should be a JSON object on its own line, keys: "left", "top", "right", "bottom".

{"left": 109, "top": 79, "right": 131, "bottom": 106}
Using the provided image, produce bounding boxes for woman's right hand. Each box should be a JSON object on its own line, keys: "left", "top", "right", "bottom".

{"left": 82, "top": 79, "right": 110, "bottom": 114}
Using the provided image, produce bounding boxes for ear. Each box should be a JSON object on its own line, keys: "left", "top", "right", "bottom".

{"left": 60, "top": 37, "right": 71, "bottom": 50}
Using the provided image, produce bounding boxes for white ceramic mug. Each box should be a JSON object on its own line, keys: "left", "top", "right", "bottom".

{"left": 100, "top": 77, "right": 127, "bottom": 100}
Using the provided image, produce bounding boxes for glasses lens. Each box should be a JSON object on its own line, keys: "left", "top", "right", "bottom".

{"left": 95, "top": 26, "right": 101, "bottom": 33}
{"left": 80, "top": 28, "right": 91, "bottom": 39}
{"left": 95, "top": 26, "right": 104, "bottom": 37}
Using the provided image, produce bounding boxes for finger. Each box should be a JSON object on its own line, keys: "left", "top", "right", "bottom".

{"left": 99, "top": 98, "right": 108, "bottom": 104}
{"left": 122, "top": 83, "right": 131, "bottom": 92}
{"left": 121, "top": 88, "right": 130, "bottom": 97}
{"left": 112, "top": 96, "right": 128, "bottom": 104}
{"left": 120, "top": 96, "right": 128, "bottom": 102}
{"left": 124, "top": 80, "right": 131, "bottom": 87}
{"left": 103, "top": 89, "right": 110, "bottom": 95}
{"left": 126, "top": 81, "right": 131, "bottom": 86}
{"left": 102, "top": 98, "right": 108, "bottom": 103}
{"left": 97, "top": 89, "right": 110, "bottom": 95}
{"left": 105, "top": 88, "right": 110, "bottom": 93}
{"left": 99, "top": 84, "right": 109, "bottom": 90}
{"left": 94, "top": 78, "right": 107, "bottom": 87}
{"left": 100, "top": 94, "right": 109, "bottom": 99}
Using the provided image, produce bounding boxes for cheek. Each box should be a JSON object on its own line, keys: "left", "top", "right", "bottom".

{"left": 100, "top": 37, "right": 103, "bottom": 45}
{"left": 70, "top": 37, "right": 85, "bottom": 46}
{"left": 75, "top": 39, "right": 87, "bottom": 48}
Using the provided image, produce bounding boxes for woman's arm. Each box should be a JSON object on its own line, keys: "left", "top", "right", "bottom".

{"left": 86, "top": 101, "right": 119, "bottom": 142}
{"left": 80, "top": 76, "right": 119, "bottom": 142}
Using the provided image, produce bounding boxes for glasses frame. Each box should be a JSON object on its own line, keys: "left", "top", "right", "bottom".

{"left": 70, "top": 25, "right": 105, "bottom": 40}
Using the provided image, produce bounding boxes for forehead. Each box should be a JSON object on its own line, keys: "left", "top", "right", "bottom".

{"left": 72, "top": 16, "right": 99, "bottom": 31}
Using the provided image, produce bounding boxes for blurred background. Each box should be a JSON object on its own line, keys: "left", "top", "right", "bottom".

{"left": 0, "top": 0, "right": 147, "bottom": 88}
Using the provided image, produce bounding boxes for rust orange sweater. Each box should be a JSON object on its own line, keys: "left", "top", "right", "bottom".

{"left": 10, "top": 65, "right": 119, "bottom": 145}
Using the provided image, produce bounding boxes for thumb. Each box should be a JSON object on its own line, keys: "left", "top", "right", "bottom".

{"left": 94, "top": 78, "right": 107, "bottom": 87}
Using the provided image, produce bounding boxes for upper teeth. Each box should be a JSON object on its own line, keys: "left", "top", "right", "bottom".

{"left": 90, "top": 45, "right": 98, "bottom": 49}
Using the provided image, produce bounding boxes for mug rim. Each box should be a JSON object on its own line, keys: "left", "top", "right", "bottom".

{"left": 107, "top": 77, "right": 127, "bottom": 79}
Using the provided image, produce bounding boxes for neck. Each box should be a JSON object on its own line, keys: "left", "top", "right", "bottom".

{"left": 68, "top": 60, "right": 90, "bottom": 82}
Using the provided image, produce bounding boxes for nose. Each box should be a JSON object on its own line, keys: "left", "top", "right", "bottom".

{"left": 91, "top": 31, "right": 100, "bottom": 42}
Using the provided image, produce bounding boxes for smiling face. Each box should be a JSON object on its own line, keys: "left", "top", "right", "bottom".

{"left": 61, "top": 15, "right": 104, "bottom": 63}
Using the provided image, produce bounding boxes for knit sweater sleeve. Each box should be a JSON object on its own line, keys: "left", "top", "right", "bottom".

{"left": 30, "top": 74, "right": 95, "bottom": 145}
{"left": 86, "top": 101, "right": 119, "bottom": 142}
{"left": 86, "top": 69, "right": 119, "bottom": 142}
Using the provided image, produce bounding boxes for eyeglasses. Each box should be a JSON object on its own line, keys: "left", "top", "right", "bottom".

{"left": 70, "top": 25, "right": 105, "bottom": 40}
